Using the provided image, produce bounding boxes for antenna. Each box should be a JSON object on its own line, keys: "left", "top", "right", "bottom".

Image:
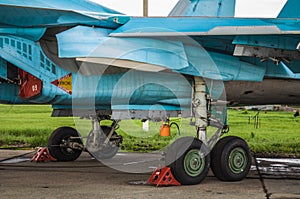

{"left": 143, "top": 0, "right": 148, "bottom": 16}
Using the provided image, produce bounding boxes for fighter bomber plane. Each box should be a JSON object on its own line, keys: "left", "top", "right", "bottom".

{"left": 0, "top": 0, "right": 300, "bottom": 185}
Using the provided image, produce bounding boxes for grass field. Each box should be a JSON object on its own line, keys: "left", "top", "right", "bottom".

{"left": 0, "top": 104, "right": 299, "bottom": 157}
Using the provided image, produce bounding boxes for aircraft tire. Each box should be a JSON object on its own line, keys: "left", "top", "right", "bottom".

{"left": 211, "top": 136, "right": 251, "bottom": 181}
{"left": 86, "top": 126, "right": 119, "bottom": 159}
{"left": 166, "top": 137, "right": 210, "bottom": 185}
{"left": 48, "top": 127, "right": 82, "bottom": 161}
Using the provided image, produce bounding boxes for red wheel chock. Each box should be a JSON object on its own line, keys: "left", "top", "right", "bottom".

{"left": 147, "top": 167, "right": 181, "bottom": 187}
{"left": 31, "top": 147, "right": 57, "bottom": 162}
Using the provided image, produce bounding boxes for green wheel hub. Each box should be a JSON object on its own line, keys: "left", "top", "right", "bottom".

{"left": 184, "top": 149, "right": 205, "bottom": 177}
{"left": 228, "top": 147, "right": 248, "bottom": 174}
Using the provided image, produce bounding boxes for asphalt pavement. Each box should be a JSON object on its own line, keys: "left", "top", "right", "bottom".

{"left": 0, "top": 150, "right": 299, "bottom": 199}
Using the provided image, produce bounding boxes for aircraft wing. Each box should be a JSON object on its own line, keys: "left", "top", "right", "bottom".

{"left": 110, "top": 17, "right": 300, "bottom": 37}
{"left": 107, "top": 17, "right": 300, "bottom": 80}
{"left": 0, "top": 0, "right": 129, "bottom": 40}
{"left": 54, "top": 16, "right": 300, "bottom": 81}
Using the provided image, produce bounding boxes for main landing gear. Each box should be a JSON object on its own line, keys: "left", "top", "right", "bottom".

{"left": 47, "top": 117, "right": 123, "bottom": 161}
{"left": 164, "top": 77, "right": 251, "bottom": 185}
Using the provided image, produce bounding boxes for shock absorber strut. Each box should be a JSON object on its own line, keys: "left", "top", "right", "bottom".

{"left": 193, "top": 77, "right": 208, "bottom": 143}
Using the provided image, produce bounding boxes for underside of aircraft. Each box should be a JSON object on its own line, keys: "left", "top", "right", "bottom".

{"left": 0, "top": 0, "right": 299, "bottom": 185}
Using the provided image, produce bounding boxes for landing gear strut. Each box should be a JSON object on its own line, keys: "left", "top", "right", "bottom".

{"left": 165, "top": 77, "right": 211, "bottom": 185}
{"left": 86, "top": 117, "right": 123, "bottom": 159}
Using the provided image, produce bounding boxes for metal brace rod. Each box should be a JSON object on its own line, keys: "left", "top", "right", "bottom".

{"left": 104, "top": 120, "right": 120, "bottom": 144}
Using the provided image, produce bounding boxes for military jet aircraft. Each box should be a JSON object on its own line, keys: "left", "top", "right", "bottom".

{"left": 0, "top": 0, "right": 299, "bottom": 185}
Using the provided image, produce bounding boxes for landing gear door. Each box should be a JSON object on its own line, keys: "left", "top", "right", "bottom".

{"left": 18, "top": 69, "right": 42, "bottom": 99}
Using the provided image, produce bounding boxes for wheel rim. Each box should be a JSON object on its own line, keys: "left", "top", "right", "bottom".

{"left": 60, "top": 136, "right": 76, "bottom": 156}
{"left": 184, "top": 149, "right": 205, "bottom": 177}
{"left": 228, "top": 147, "right": 247, "bottom": 174}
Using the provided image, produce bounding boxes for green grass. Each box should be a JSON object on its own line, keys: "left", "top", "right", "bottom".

{"left": 0, "top": 104, "right": 75, "bottom": 148}
{"left": 0, "top": 104, "right": 299, "bottom": 157}
{"left": 227, "top": 109, "right": 300, "bottom": 156}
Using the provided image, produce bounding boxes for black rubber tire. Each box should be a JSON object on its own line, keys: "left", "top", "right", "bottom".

{"left": 211, "top": 136, "right": 251, "bottom": 181}
{"left": 86, "top": 126, "right": 119, "bottom": 159}
{"left": 165, "top": 137, "right": 210, "bottom": 185}
{"left": 48, "top": 127, "right": 82, "bottom": 161}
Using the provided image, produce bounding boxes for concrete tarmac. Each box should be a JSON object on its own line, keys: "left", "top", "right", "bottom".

{"left": 0, "top": 150, "right": 299, "bottom": 199}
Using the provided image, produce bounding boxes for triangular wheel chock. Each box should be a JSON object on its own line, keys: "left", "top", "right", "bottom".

{"left": 147, "top": 167, "right": 181, "bottom": 187}
{"left": 31, "top": 147, "right": 57, "bottom": 162}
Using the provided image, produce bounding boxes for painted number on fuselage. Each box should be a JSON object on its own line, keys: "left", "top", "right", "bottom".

{"left": 32, "top": 84, "right": 38, "bottom": 92}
